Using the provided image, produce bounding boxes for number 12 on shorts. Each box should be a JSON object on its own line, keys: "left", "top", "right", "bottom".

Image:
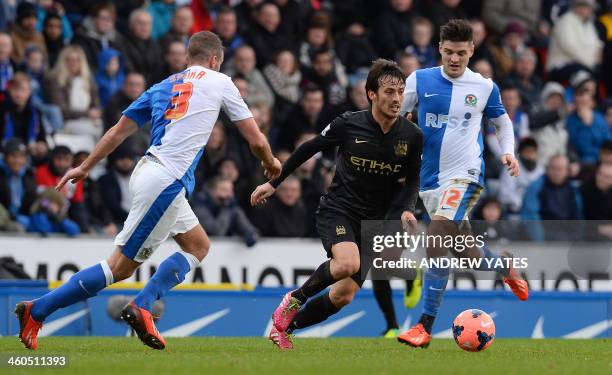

{"left": 440, "top": 188, "right": 461, "bottom": 209}
{"left": 164, "top": 82, "right": 194, "bottom": 120}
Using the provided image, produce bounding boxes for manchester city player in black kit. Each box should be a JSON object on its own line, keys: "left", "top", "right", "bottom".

{"left": 251, "top": 59, "right": 423, "bottom": 350}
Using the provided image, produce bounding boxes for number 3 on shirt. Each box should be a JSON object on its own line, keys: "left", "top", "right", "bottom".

{"left": 164, "top": 82, "right": 193, "bottom": 120}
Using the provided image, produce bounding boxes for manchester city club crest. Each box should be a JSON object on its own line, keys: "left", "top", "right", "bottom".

{"left": 394, "top": 141, "right": 408, "bottom": 156}
{"left": 336, "top": 225, "right": 346, "bottom": 236}
{"left": 464, "top": 94, "right": 477, "bottom": 107}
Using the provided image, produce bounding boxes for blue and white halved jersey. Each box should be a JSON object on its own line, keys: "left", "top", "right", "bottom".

{"left": 122, "top": 65, "right": 252, "bottom": 195}
{"left": 401, "top": 66, "right": 510, "bottom": 192}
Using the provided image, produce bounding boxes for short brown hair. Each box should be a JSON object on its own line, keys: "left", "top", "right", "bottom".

{"left": 187, "top": 31, "right": 223, "bottom": 62}
{"left": 365, "top": 59, "right": 406, "bottom": 104}
{"left": 8, "top": 72, "right": 31, "bottom": 89}
{"left": 440, "top": 19, "right": 473, "bottom": 43}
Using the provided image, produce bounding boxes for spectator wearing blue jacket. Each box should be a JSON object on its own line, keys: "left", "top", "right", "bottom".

{"left": 35, "top": 1, "right": 73, "bottom": 42}
{"left": 95, "top": 48, "right": 124, "bottom": 107}
{"left": 566, "top": 88, "right": 612, "bottom": 166}
{"left": 521, "top": 155, "right": 583, "bottom": 241}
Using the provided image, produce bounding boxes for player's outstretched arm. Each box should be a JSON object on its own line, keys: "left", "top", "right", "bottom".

{"left": 56, "top": 116, "right": 139, "bottom": 190}
{"left": 235, "top": 117, "right": 281, "bottom": 179}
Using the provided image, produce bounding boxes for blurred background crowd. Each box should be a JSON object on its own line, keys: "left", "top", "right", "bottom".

{"left": 0, "top": 0, "right": 610, "bottom": 243}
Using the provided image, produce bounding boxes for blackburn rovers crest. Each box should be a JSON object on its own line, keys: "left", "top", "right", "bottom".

{"left": 464, "top": 94, "right": 477, "bottom": 107}
{"left": 394, "top": 141, "right": 408, "bottom": 156}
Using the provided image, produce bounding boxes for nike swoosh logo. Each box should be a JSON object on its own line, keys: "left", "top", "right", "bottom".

{"left": 481, "top": 321, "right": 493, "bottom": 328}
{"left": 355, "top": 139, "right": 368, "bottom": 144}
{"left": 429, "top": 286, "right": 444, "bottom": 291}
{"left": 424, "top": 93, "right": 438, "bottom": 97}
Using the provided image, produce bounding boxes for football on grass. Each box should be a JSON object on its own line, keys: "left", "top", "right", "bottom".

{"left": 452, "top": 309, "right": 496, "bottom": 352}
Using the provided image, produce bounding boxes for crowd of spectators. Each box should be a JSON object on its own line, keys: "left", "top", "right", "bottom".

{"left": 0, "top": 0, "right": 611, "bottom": 243}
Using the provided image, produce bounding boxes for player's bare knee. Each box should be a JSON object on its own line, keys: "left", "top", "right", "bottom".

{"left": 110, "top": 264, "right": 136, "bottom": 282}
{"left": 333, "top": 259, "right": 360, "bottom": 279}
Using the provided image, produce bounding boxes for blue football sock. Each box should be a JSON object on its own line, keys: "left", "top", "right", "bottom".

{"left": 134, "top": 252, "right": 197, "bottom": 312}
{"left": 422, "top": 262, "right": 450, "bottom": 317}
{"left": 476, "top": 245, "right": 510, "bottom": 276}
{"left": 31, "top": 261, "right": 113, "bottom": 321}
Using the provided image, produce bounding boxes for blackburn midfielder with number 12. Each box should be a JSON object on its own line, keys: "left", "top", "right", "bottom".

{"left": 15, "top": 31, "right": 281, "bottom": 351}
{"left": 251, "top": 59, "right": 423, "bottom": 350}
{"left": 397, "top": 19, "right": 529, "bottom": 349}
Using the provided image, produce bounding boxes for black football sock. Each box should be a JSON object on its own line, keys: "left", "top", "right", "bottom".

{"left": 291, "top": 260, "right": 334, "bottom": 304}
{"left": 372, "top": 280, "right": 398, "bottom": 330}
{"left": 418, "top": 313, "right": 435, "bottom": 334}
{"left": 287, "top": 291, "right": 340, "bottom": 333}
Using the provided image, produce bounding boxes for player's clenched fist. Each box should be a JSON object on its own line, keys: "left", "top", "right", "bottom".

{"left": 251, "top": 182, "right": 276, "bottom": 206}
{"left": 56, "top": 166, "right": 89, "bottom": 191}
{"left": 262, "top": 158, "right": 282, "bottom": 179}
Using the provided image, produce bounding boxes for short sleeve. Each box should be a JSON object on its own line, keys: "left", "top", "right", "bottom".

{"left": 122, "top": 88, "right": 153, "bottom": 127}
{"left": 400, "top": 72, "right": 418, "bottom": 116}
{"left": 484, "top": 82, "right": 506, "bottom": 119}
{"left": 222, "top": 77, "right": 253, "bottom": 122}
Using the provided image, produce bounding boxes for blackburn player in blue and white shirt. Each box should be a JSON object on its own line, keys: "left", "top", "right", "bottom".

{"left": 15, "top": 31, "right": 281, "bottom": 351}
{"left": 397, "top": 20, "right": 529, "bottom": 348}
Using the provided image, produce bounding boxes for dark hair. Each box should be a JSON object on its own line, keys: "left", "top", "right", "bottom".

{"left": 51, "top": 145, "right": 72, "bottom": 158}
{"left": 302, "top": 84, "right": 323, "bottom": 97}
{"left": 500, "top": 83, "right": 519, "bottom": 92}
{"left": 601, "top": 140, "right": 612, "bottom": 153}
{"left": 188, "top": 31, "right": 223, "bottom": 62}
{"left": 365, "top": 59, "right": 406, "bottom": 104}
{"left": 440, "top": 19, "right": 473, "bottom": 43}
{"left": 518, "top": 137, "right": 538, "bottom": 152}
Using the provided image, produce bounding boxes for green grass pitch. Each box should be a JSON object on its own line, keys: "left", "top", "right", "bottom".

{"left": 0, "top": 337, "right": 609, "bottom": 374}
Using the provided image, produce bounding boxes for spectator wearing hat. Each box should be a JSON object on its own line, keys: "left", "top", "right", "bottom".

{"left": 482, "top": 0, "right": 541, "bottom": 36}
{"left": 498, "top": 138, "right": 545, "bottom": 215}
{"left": 529, "top": 82, "right": 570, "bottom": 164}
{"left": 35, "top": 145, "right": 89, "bottom": 232}
{"left": 95, "top": 47, "right": 124, "bottom": 107}
{"left": 10, "top": 2, "right": 47, "bottom": 64}
{"left": 566, "top": 87, "right": 611, "bottom": 167}
{"left": 97, "top": 146, "right": 136, "bottom": 226}
{"left": 546, "top": 0, "right": 603, "bottom": 82}
{"left": 0, "top": 139, "right": 37, "bottom": 231}
{"left": 0, "top": 73, "right": 47, "bottom": 157}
